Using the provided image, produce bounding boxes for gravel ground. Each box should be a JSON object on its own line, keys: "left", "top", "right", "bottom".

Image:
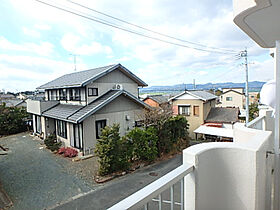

{"left": 0, "top": 132, "right": 100, "bottom": 210}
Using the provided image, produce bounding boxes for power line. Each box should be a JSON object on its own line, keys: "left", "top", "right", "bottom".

{"left": 34, "top": 0, "right": 238, "bottom": 55}
{"left": 67, "top": 0, "right": 239, "bottom": 54}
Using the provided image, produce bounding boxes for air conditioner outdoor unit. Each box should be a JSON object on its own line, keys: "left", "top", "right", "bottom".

{"left": 113, "top": 84, "right": 123, "bottom": 90}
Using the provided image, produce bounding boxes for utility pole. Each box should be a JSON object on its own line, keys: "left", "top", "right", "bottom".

{"left": 69, "top": 54, "right": 79, "bottom": 71}
{"left": 240, "top": 49, "right": 249, "bottom": 126}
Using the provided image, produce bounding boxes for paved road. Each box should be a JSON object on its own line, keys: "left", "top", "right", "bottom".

{"left": 0, "top": 133, "right": 183, "bottom": 210}
{"left": 52, "top": 155, "right": 182, "bottom": 210}
{"left": 0, "top": 133, "right": 96, "bottom": 210}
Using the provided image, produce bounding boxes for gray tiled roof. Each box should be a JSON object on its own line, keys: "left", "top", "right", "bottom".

{"left": 68, "top": 90, "right": 120, "bottom": 122}
{"left": 43, "top": 104, "right": 83, "bottom": 121}
{"left": 146, "top": 95, "right": 169, "bottom": 104}
{"left": 37, "top": 64, "right": 147, "bottom": 90}
{"left": 205, "top": 107, "right": 239, "bottom": 123}
{"left": 42, "top": 89, "right": 148, "bottom": 123}
{"left": 0, "top": 99, "right": 25, "bottom": 107}
{"left": 187, "top": 90, "right": 217, "bottom": 101}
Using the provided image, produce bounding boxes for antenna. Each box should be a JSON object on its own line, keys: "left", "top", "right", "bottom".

{"left": 69, "top": 53, "right": 80, "bottom": 71}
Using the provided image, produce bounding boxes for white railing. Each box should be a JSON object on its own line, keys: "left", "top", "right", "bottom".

{"left": 108, "top": 164, "right": 194, "bottom": 210}
{"left": 247, "top": 115, "right": 265, "bottom": 130}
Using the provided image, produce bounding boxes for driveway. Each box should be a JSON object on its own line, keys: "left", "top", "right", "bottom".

{"left": 0, "top": 133, "right": 183, "bottom": 210}
{"left": 0, "top": 133, "right": 98, "bottom": 210}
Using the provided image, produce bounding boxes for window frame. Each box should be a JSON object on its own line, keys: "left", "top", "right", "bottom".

{"left": 178, "top": 105, "right": 191, "bottom": 116}
{"left": 69, "top": 88, "right": 81, "bottom": 101}
{"left": 193, "top": 105, "right": 200, "bottom": 116}
{"left": 57, "top": 120, "right": 67, "bottom": 139}
{"left": 95, "top": 119, "right": 106, "bottom": 139}
{"left": 72, "top": 123, "right": 83, "bottom": 149}
{"left": 88, "top": 88, "right": 98, "bottom": 97}
{"left": 226, "top": 97, "right": 233, "bottom": 101}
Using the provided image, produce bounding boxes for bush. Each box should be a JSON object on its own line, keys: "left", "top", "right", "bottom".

{"left": 126, "top": 127, "right": 158, "bottom": 162}
{"left": 44, "top": 134, "right": 61, "bottom": 152}
{"left": 57, "top": 147, "right": 66, "bottom": 154}
{"left": 0, "top": 103, "right": 29, "bottom": 135}
{"left": 159, "top": 115, "right": 190, "bottom": 153}
{"left": 95, "top": 124, "right": 130, "bottom": 176}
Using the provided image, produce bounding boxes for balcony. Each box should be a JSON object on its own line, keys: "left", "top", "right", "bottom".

{"left": 109, "top": 108, "right": 274, "bottom": 210}
{"left": 26, "top": 98, "right": 59, "bottom": 115}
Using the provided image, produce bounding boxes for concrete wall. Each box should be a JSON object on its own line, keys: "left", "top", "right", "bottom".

{"left": 82, "top": 95, "right": 143, "bottom": 155}
{"left": 219, "top": 91, "right": 245, "bottom": 110}
{"left": 86, "top": 69, "right": 139, "bottom": 104}
{"left": 183, "top": 126, "right": 273, "bottom": 210}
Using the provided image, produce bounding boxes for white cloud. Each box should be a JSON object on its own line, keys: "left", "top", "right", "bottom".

{"left": 0, "top": 37, "right": 54, "bottom": 56}
{"left": 0, "top": 54, "right": 89, "bottom": 91}
{"left": 60, "top": 33, "right": 113, "bottom": 55}
{"left": 34, "top": 24, "right": 51, "bottom": 31}
{"left": 22, "top": 27, "right": 41, "bottom": 38}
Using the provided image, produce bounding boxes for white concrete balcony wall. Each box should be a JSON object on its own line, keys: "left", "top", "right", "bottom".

{"left": 184, "top": 126, "right": 273, "bottom": 210}
{"left": 26, "top": 99, "right": 59, "bottom": 115}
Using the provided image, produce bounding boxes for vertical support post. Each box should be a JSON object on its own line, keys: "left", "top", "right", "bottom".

{"left": 273, "top": 40, "right": 280, "bottom": 210}
{"left": 170, "top": 185, "right": 174, "bottom": 210}
{"left": 244, "top": 49, "right": 249, "bottom": 126}
{"left": 180, "top": 179, "right": 184, "bottom": 210}
{"left": 158, "top": 194, "right": 162, "bottom": 210}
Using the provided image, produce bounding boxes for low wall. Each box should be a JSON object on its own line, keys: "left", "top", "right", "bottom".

{"left": 183, "top": 126, "right": 272, "bottom": 210}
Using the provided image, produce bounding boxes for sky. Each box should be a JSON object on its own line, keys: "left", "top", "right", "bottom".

{"left": 0, "top": 0, "right": 274, "bottom": 92}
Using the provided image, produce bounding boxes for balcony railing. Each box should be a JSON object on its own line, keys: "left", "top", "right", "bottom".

{"left": 110, "top": 108, "right": 274, "bottom": 210}
{"left": 109, "top": 164, "right": 194, "bottom": 210}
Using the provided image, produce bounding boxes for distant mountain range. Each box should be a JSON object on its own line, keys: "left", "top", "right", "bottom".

{"left": 140, "top": 81, "right": 265, "bottom": 93}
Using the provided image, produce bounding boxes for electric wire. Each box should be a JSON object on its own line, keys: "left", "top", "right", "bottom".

{"left": 34, "top": 0, "right": 239, "bottom": 55}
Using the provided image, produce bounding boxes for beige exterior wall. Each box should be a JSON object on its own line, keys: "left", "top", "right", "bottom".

{"left": 56, "top": 121, "right": 72, "bottom": 148}
{"left": 82, "top": 95, "right": 143, "bottom": 155}
{"left": 172, "top": 99, "right": 215, "bottom": 139}
{"left": 86, "top": 69, "right": 139, "bottom": 104}
{"left": 219, "top": 91, "right": 245, "bottom": 110}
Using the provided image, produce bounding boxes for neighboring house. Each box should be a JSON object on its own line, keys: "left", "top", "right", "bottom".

{"left": 169, "top": 90, "right": 217, "bottom": 138}
{"left": 194, "top": 107, "right": 240, "bottom": 142}
{"left": 143, "top": 95, "right": 169, "bottom": 108}
{"left": 249, "top": 91, "right": 259, "bottom": 104}
{"left": 0, "top": 93, "right": 15, "bottom": 100}
{"left": 27, "top": 64, "right": 149, "bottom": 155}
{"left": 0, "top": 99, "right": 26, "bottom": 108}
{"left": 217, "top": 88, "right": 245, "bottom": 114}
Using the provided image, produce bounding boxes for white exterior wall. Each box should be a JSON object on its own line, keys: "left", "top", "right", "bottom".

{"left": 184, "top": 126, "right": 272, "bottom": 210}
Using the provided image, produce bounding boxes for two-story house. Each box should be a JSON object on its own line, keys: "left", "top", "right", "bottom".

{"left": 27, "top": 64, "right": 149, "bottom": 155}
{"left": 217, "top": 88, "right": 245, "bottom": 113}
{"left": 169, "top": 90, "right": 217, "bottom": 138}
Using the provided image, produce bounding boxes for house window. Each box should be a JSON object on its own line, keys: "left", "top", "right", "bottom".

{"left": 35, "top": 115, "right": 41, "bottom": 134}
{"left": 178, "top": 105, "right": 190, "bottom": 116}
{"left": 96, "top": 120, "right": 106, "bottom": 139}
{"left": 72, "top": 124, "right": 83, "bottom": 149}
{"left": 194, "top": 106, "right": 199, "bottom": 116}
{"left": 57, "top": 120, "right": 67, "bottom": 139}
{"left": 59, "top": 89, "right": 67, "bottom": 100}
{"left": 88, "top": 88, "right": 98, "bottom": 96}
{"left": 226, "top": 97, "right": 233, "bottom": 101}
{"left": 134, "top": 120, "right": 144, "bottom": 127}
{"left": 70, "top": 88, "right": 81, "bottom": 101}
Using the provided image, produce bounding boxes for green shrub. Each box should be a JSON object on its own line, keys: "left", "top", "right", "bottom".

{"left": 126, "top": 127, "right": 158, "bottom": 162}
{"left": 158, "top": 115, "right": 190, "bottom": 154}
{"left": 0, "top": 103, "right": 29, "bottom": 135}
{"left": 95, "top": 124, "right": 130, "bottom": 176}
{"left": 44, "top": 134, "right": 61, "bottom": 152}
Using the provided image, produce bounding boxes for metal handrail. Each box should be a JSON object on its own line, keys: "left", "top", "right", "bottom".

{"left": 108, "top": 164, "right": 194, "bottom": 210}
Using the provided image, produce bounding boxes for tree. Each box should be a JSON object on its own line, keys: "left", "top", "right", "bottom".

{"left": 249, "top": 103, "right": 259, "bottom": 121}
{"left": 0, "top": 103, "right": 29, "bottom": 135}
